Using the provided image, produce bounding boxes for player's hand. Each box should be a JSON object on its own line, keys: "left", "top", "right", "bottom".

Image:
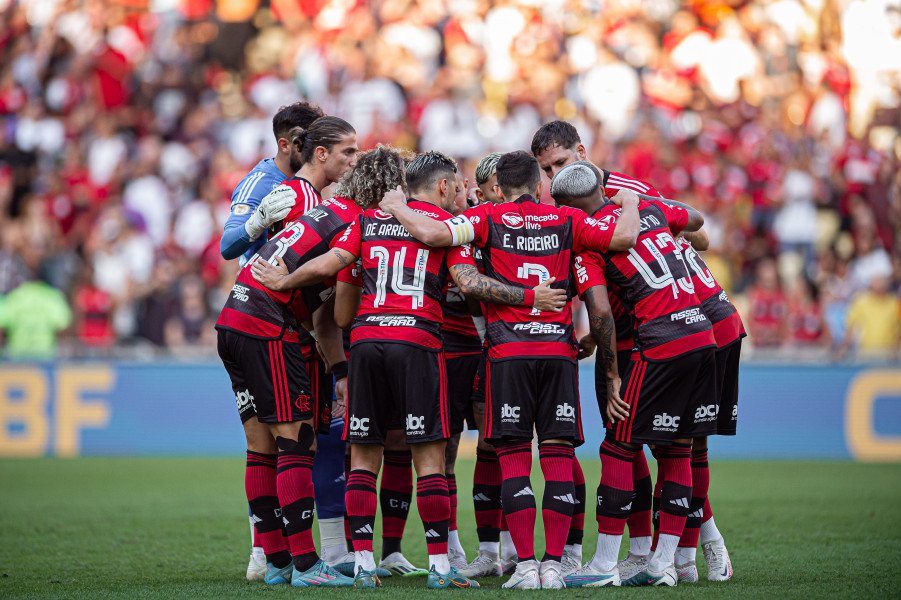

{"left": 532, "top": 277, "right": 566, "bottom": 313}
{"left": 577, "top": 333, "right": 596, "bottom": 360}
{"left": 334, "top": 378, "right": 348, "bottom": 419}
{"left": 251, "top": 255, "right": 290, "bottom": 291}
{"left": 378, "top": 186, "right": 408, "bottom": 215}
{"left": 609, "top": 189, "right": 639, "bottom": 207}
{"left": 244, "top": 184, "right": 297, "bottom": 240}
{"left": 606, "top": 381, "right": 629, "bottom": 422}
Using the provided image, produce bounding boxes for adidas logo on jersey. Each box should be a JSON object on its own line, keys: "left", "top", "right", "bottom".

{"left": 513, "top": 322, "right": 566, "bottom": 335}
{"left": 695, "top": 404, "right": 718, "bottom": 421}
{"left": 406, "top": 414, "right": 425, "bottom": 434}
{"left": 556, "top": 403, "right": 575, "bottom": 420}
{"left": 473, "top": 493, "right": 492, "bottom": 502}
{"left": 501, "top": 404, "right": 520, "bottom": 422}
{"left": 553, "top": 493, "right": 576, "bottom": 504}
{"left": 356, "top": 524, "right": 374, "bottom": 534}
{"left": 653, "top": 413, "right": 680, "bottom": 431}
{"left": 514, "top": 487, "right": 534, "bottom": 498}
{"left": 349, "top": 416, "right": 370, "bottom": 433}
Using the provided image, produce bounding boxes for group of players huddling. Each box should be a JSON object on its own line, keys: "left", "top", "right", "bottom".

{"left": 215, "top": 101, "right": 744, "bottom": 590}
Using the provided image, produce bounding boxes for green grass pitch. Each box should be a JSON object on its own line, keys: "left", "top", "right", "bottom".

{"left": 1, "top": 458, "right": 899, "bottom": 599}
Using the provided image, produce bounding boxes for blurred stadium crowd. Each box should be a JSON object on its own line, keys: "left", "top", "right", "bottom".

{"left": 0, "top": 0, "right": 899, "bottom": 360}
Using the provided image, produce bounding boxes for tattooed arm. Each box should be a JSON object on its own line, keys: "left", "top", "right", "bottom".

{"left": 251, "top": 247, "right": 358, "bottom": 292}
{"left": 449, "top": 263, "right": 567, "bottom": 313}
{"left": 582, "top": 284, "right": 630, "bottom": 422}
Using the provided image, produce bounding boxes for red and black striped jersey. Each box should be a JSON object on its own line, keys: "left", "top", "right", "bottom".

{"left": 603, "top": 170, "right": 663, "bottom": 200}
{"left": 333, "top": 198, "right": 451, "bottom": 350}
{"left": 677, "top": 237, "right": 746, "bottom": 348}
{"left": 601, "top": 199, "right": 716, "bottom": 361}
{"left": 446, "top": 194, "right": 618, "bottom": 361}
{"left": 215, "top": 196, "right": 362, "bottom": 341}
{"left": 270, "top": 175, "right": 325, "bottom": 234}
{"left": 572, "top": 251, "right": 634, "bottom": 352}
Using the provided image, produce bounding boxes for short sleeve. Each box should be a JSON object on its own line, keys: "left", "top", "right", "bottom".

{"left": 332, "top": 215, "right": 362, "bottom": 256}
{"left": 338, "top": 259, "right": 363, "bottom": 287}
{"left": 653, "top": 201, "right": 689, "bottom": 235}
{"left": 447, "top": 243, "right": 479, "bottom": 269}
{"left": 571, "top": 204, "right": 619, "bottom": 253}
{"left": 573, "top": 251, "right": 607, "bottom": 298}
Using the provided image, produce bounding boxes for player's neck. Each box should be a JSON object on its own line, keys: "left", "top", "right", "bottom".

{"left": 583, "top": 197, "right": 605, "bottom": 215}
{"left": 297, "top": 164, "right": 328, "bottom": 193}
{"left": 273, "top": 153, "right": 294, "bottom": 178}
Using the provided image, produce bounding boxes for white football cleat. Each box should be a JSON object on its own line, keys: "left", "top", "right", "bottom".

{"left": 246, "top": 548, "right": 266, "bottom": 581}
{"left": 622, "top": 565, "right": 678, "bottom": 587}
{"left": 458, "top": 550, "right": 503, "bottom": 578}
{"left": 702, "top": 538, "right": 733, "bottom": 581}
{"left": 379, "top": 552, "right": 428, "bottom": 577}
{"left": 616, "top": 552, "right": 649, "bottom": 581}
{"left": 502, "top": 559, "right": 540, "bottom": 589}
{"left": 539, "top": 560, "right": 565, "bottom": 589}
{"left": 676, "top": 561, "right": 699, "bottom": 583}
{"left": 563, "top": 562, "right": 621, "bottom": 588}
{"left": 560, "top": 548, "right": 582, "bottom": 577}
{"left": 448, "top": 546, "right": 468, "bottom": 571}
{"left": 501, "top": 556, "right": 517, "bottom": 575}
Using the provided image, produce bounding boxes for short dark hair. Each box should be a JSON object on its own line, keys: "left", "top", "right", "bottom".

{"left": 496, "top": 151, "right": 541, "bottom": 198}
{"left": 530, "top": 120, "right": 581, "bottom": 157}
{"left": 291, "top": 116, "right": 355, "bottom": 165}
{"left": 405, "top": 150, "right": 457, "bottom": 194}
{"left": 272, "top": 102, "right": 324, "bottom": 141}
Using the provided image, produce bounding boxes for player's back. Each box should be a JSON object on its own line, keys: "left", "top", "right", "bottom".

{"left": 352, "top": 199, "right": 450, "bottom": 350}
{"left": 216, "top": 196, "right": 362, "bottom": 340}
{"left": 602, "top": 199, "right": 716, "bottom": 360}
{"left": 467, "top": 196, "right": 578, "bottom": 360}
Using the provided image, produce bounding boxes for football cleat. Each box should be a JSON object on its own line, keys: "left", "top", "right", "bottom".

{"left": 702, "top": 538, "right": 733, "bottom": 581}
{"left": 334, "top": 556, "right": 392, "bottom": 578}
{"left": 560, "top": 548, "right": 582, "bottom": 577}
{"left": 501, "top": 556, "right": 518, "bottom": 575}
{"left": 616, "top": 552, "right": 649, "bottom": 581}
{"left": 427, "top": 566, "right": 480, "bottom": 589}
{"left": 292, "top": 559, "right": 355, "bottom": 587}
{"left": 563, "top": 562, "right": 620, "bottom": 588}
{"left": 676, "top": 561, "right": 699, "bottom": 583}
{"left": 264, "top": 562, "right": 293, "bottom": 585}
{"left": 502, "top": 559, "right": 540, "bottom": 589}
{"left": 622, "top": 565, "right": 678, "bottom": 587}
{"left": 448, "top": 546, "right": 468, "bottom": 571}
{"left": 539, "top": 560, "right": 565, "bottom": 589}
{"left": 379, "top": 552, "right": 428, "bottom": 577}
{"left": 353, "top": 565, "right": 382, "bottom": 589}
{"left": 458, "top": 550, "right": 503, "bottom": 578}
{"left": 246, "top": 550, "right": 266, "bottom": 581}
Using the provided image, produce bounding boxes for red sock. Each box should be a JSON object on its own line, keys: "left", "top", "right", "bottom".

{"left": 596, "top": 439, "right": 637, "bottom": 536}
{"left": 628, "top": 449, "right": 653, "bottom": 538}
{"left": 497, "top": 441, "right": 536, "bottom": 561}
{"left": 679, "top": 448, "right": 709, "bottom": 549}
{"left": 566, "top": 456, "right": 585, "bottom": 546}
{"left": 246, "top": 451, "right": 288, "bottom": 559}
{"left": 656, "top": 444, "right": 692, "bottom": 538}
{"left": 447, "top": 474, "right": 458, "bottom": 532}
{"left": 276, "top": 450, "right": 318, "bottom": 571}
{"left": 703, "top": 497, "right": 713, "bottom": 523}
{"left": 539, "top": 443, "right": 575, "bottom": 562}
{"left": 473, "top": 448, "right": 502, "bottom": 543}
{"left": 417, "top": 474, "right": 450, "bottom": 555}
{"left": 346, "top": 470, "right": 378, "bottom": 552}
{"left": 380, "top": 450, "right": 413, "bottom": 555}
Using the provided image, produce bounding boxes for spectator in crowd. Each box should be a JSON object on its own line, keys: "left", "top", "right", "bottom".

{"left": 839, "top": 274, "right": 901, "bottom": 360}
{"left": 0, "top": 272, "right": 71, "bottom": 359}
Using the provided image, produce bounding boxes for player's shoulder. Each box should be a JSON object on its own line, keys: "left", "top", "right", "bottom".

{"left": 604, "top": 170, "right": 660, "bottom": 197}
{"left": 322, "top": 195, "right": 360, "bottom": 215}
{"left": 231, "top": 159, "right": 285, "bottom": 208}
{"left": 409, "top": 199, "right": 453, "bottom": 220}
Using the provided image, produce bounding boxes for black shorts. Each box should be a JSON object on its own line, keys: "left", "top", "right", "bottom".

{"left": 594, "top": 348, "right": 633, "bottom": 404}
{"left": 217, "top": 329, "right": 316, "bottom": 425}
{"left": 471, "top": 351, "right": 487, "bottom": 405}
{"left": 607, "top": 349, "right": 717, "bottom": 445}
{"left": 305, "top": 347, "right": 335, "bottom": 435}
{"left": 714, "top": 339, "right": 742, "bottom": 435}
{"left": 447, "top": 353, "right": 480, "bottom": 435}
{"left": 485, "top": 358, "right": 583, "bottom": 447}
{"left": 344, "top": 341, "right": 449, "bottom": 445}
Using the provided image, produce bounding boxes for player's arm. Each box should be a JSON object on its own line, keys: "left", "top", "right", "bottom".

{"left": 335, "top": 282, "right": 362, "bottom": 329}
{"left": 682, "top": 228, "right": 709, "bottom": 251}
{"left": 449, "top": 263, "right": 566, "bottom": 313}
{"left": 606, "top": 190, "right": 641, "bottom": 251}
{"left": 312, "top": 297, "right": 349, "bottom": 418}
{"left": 582, "top": 284, "right": 629, "bottom": 422}
{"left": 653, "top": 196, "right": 704, "bottom": 235}
{"left": 220, "top": 183, "right": 297, "bottom": 260}
{"left": 379, "top": 186, "right": 475, "bottom": 247}
{"left": 252, "top": 247, "right": 358, "bottom": 291}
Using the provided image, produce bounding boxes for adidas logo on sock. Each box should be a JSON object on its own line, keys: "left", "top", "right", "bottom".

{"left": 282, "top": 516, "right": 290, "bottom": 527}
{"left": 250, "top": 514, "right": 262, "bottom": 524}
{"left": 688, "top": 508, "right": 704, "bottom": 518}
{"left": 623, "top": 501, "right": 632, "bottom": 512}
{"left": 669, "top": 497, "right": 689, "bottom": 508}
{"left": 355, "top": 524, "right": 374, "bottom": 534}
{"left": 425, "top": 529, "right": 440, "bottom": 538}
{"left": 473, "top": 493, "right": 492, "bottom": 502}
{"left": 514, "top": 487, "right": 534, "bottom": 497}
{"left": 553, "top": 493, "right": 576, "bottom": 504}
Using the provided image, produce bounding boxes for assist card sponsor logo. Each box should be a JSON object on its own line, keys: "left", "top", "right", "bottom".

{"left": 513, "top": 322, "right": 566, "bottom": 335}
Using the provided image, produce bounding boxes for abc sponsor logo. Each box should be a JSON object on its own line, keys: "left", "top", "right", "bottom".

{"left": 501, "top": 403, "right": 520, "bottom": 423}
{"left": 556, "top": 402, "right": 575, "bottom": 422}
{"left": 694, "top": 404, "right": 718, "bottom": 422}
{"left": 502, "top": 213, "right": 524, "bottom": 229}
{"left": 652, "top": 412, "right": 680, "bottom": 432}
{"left": 406, "top": 414, "right": 425, "bottom": 435}
{"left": 732, "top": 404, "right": 738, "bottom": 420}
{"left": 349, "top": 416, "right": 370, "bottom": 435}
{"left": 235, "top": 389, "right": 256, "bottom": 414}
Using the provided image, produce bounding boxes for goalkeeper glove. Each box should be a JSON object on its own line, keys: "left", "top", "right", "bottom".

{"left": 244, "top": 184, "right": 296, "bottom": 240}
